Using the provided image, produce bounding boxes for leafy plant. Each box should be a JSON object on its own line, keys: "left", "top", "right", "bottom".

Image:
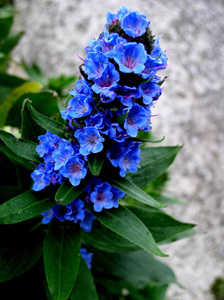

{"left": 0, "top": 5, "right": 195, "bottom": 300}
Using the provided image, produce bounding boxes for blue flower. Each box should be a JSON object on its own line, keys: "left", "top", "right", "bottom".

{"left": 139, "top": 80, "right": 162, "bottom": 105}
{"left": 114, "top": 42, "right": 147, "bottom": 74}
{"left": 106, "top": 143, "right": 126, "bottom": 168}
{"left": 75, "top": 127, "right": 105, "bottom": 155}
{"left": 118, "top": 141, "right": 142, "bottom": 177}
{"left": 90, "top": 181, "right": 122, "bottom": 212}
{"left": 85, "top": 113, "right": 104, "bottom": 129}
{"left": 103, "top": 123, "right": 129, "bottom": 143}
{"left": 36, "top": 131, "right": 61, "bottom": 160}
{"left": 84, "top": 52, "right": 108, "bottom": 80}
{"left": 92, "top": 62, "right": 120, "bottom": 96}
{"left": 80, "top": 210, "right": 95, "bottom": 232}
{"left": 124, "top": 103, "right": 148, "bottom": 137}
{"left": 64, "top": 199, "right": 85, "bottom": 222}
{"left": 80, "top": 248, "right": 93, "bottom": 269}
{"left": 106, "top": 6, "right": 131, "bottom": 24}
{"left": 59, "top": 157, "right": 87, "bottom": 186}
{"left": 52, "top": 140, "right": 75, "bottom": 170}
{"left": 116, "top": 85, "right": 141, "bottom": 108}
{"left": 41, "top": 205, "right": 66, "bottom": 224}
{"left": 121, "top": 11, "right": 150, "bottom": 38}
{"left": 63, "top": 95, "right": 93, "bottom": 119}
{"left": 69, "top": 79, "right": 93, "bottom": 98}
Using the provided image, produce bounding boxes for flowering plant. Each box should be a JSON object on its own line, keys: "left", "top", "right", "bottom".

{"left": 0, "top": 6, "right": 194, "bottom": 299}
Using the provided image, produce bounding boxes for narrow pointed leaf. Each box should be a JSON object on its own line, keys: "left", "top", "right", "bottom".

{"left": 0, "top": 82, "right": 42, "bottom": 127}
{"left": 69, "top": 258, "right": 98, "bottom": 300}
{"left": 128, "top": 206, "right": 195, "bottom": 244}
{"left": 0, "top": 143, "right": 36, "bottom": 170}
{"left": 55, "top": 179, "right": 84, "bottom": 206}
{"left": 24, "top": 100, "right": 66, "bottom": 137}
{"left": 93, "top": 205, "right": 167, "bottom": 257}
{"left": 88, "top": 152, "right": 105, "bottom": 176}
{"left": 111, "top": 177, "right": 165, "bottom": 208}
{"left": 129, "top": 146, "right": 181, "bottom": 188}
{"left": 93, "top": 250, "right": 177, "bottom": 286}
{"left": 44, "top": 223, "right": 81, "bottom": 300}
{"left": 0, "top": 129, "right": 40, "bottom": 163}
{"left": 0, "top": 191, "right": 55, "bottom": 224}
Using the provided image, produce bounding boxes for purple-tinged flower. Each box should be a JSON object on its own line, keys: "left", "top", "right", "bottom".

{"left": 121, "top": 11, "right": 150, "bottom": 38}
{"left": 139, "top": 81, "right": 162, "bottom": 105}
{"left": 106, "top": 5, "right": 130, "bottom": 24}
{"left": 84, "top": 177, "right": 103, "bottom": 194}
{"left": 85, "top": 113, "right": 104, "bottom": 129}
{"left": 64, "top": 199, "right": 85, "bottom": 222}
{"left": 36, "top": 131, "right": 61, "bottom": 160}
{"left": 84, "top": 52, "right": 108, "bottom": 80}
{"left": 103, "top": 123, "right": 129, "bottom": 143}
{"left": 59, "top": 157, "right": 87, "bottom": 186}
{"left": 80, "top": 210, "right": 95, "bottom": 232}
{"left": 94, "top": 30, "right": 120, "bottom": 58}
{"left": 116, "top": 85, "right": 141, "bottom": 108}
{"left": 69, "top": 79, "right": 93, "bottom": 98}
{"left": 124, "top": 103, "right": 147, "bottom": 137}
{"left": 114, "top": 42, "right": 147, "bottom": 74}
{"left": 31, "top": 164, "right": 51, "bottom": 191}
{"left": 90, "top": 182, "right": 114, "bottom": 212}
{"left": 52, "top": 140, "right": 75, "bottom": 170}
{"left": 106, "top": 143, "right": 126, "bottom": 167}
{"left": 92, "top": 62, "right": 120, "bottom": 96}
{"left": 41, "top": 205, "right": 66, "bottom": 224}
{"left": 80, "top": 248, "right": 93, "bottom": 269}
{"left": 65, "top": 95, "right": 93, "bottom": 119}
{"left": 75, "top": 127, "right": 105, "bottom": 156}
{"left": 119, "top": 141, "right": 142, "bottom": 177}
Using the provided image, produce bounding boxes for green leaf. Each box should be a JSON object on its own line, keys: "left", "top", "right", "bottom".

{"left": 142, "top": 283, "right": 168, "bottom": 300}
{"left": 0, "top": 129, "right": 41, "bottom": 163}
{"left": 22, "top": 61, "right": 47, "bottom": 86}
{"left": 110, "top": 177, "right": 165, "bottom": 208}
{"left": 0, "top": 82, "right": 42, "bottom": 127}
{"left": 44, "top": 223, "right": 81, "bottom": 300}
{"left": 0, "top": 191, "right": 55, "bottom": 224}
{"left": 93, "top": 250, "right": 178, "bottom": 286}
{"left": 0, "top": 8, "right": 13, "bottom": 42}
{"left": 55, "top": 179, "right": 84, "bottom": 206}
{"left": 0, "top": 31, "right": 24, "bottom": 54}
{"left": 21, "top": 99, "right": 45, "bottom": 142}
{"left": 82, "top": 220, "right": 138, "bottom": 253}
{"left": 129, "top": 146, "right": 181, "bottom": 188}
{"left": 0, "top": 223, "right": 43, "bottom": 283}
{"left": 128, "top": 206, "right": 195, "bottom": 244}
{"left": 6, "top": 90, "right": 60, "bottom": 129}
{"left": 0, "top": 142, "right": 36, "bottom": 170}
{"left": 149, "top": 193, "right": 185, "bottom": 205}
{"left": 24, "top": 100, "right": 66, "bottom": 138}
{"left": 88, "top": 152, "right": 105, "bottom": 176}
{"left": 93, "top": 205, "right": 167, "bottom": 257}
{"left": 69, "top": 258, "right": 98, "bottom": 300}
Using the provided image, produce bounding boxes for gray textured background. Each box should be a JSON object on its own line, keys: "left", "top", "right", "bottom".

{"left": 12, "top": 1, "right": 224, "bottom": 299}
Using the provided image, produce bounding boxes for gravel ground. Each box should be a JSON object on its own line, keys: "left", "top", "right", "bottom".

{"left": 12, "top": 1, "right": 224, "bottom": 299}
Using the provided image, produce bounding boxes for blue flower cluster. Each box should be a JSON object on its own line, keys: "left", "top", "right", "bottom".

{"left": 31, "top": 6, "right": 168, "bottom": 231}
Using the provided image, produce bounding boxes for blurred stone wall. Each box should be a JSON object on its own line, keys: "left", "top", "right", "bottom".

{"left": 13, "top": 1, "right": 224, "bottom": 299}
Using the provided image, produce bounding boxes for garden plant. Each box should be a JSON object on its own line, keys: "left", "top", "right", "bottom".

{"left": 0, "top": 5, "right": 195, "bottom": 300}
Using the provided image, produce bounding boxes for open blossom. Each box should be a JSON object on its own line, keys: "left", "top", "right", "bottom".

{"left": 31, "top": 5, "right": 168, "bottom": 229}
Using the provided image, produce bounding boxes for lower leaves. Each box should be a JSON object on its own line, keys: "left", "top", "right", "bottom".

{"left": 43, "top": 222, "right": 81, "bottom": 300}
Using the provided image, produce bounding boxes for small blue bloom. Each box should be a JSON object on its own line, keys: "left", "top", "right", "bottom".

{"left": 139, "top": 80, "right": 162, "bottom": 105}
{"left": 64, "top": 95, "right": 93, "bottom": 119}
{"left": 64, "top": 199, "right": 85, "bottom": 222}
{"left": 106, "top": 143, "right": 126, "bottom": 167}
{"left": 59, "top": 157, "right": 87, "bottom": 186}
{"left": 84, "top": 52, "right": 108, "bottom": 80}
{"left": 36, "top": 132, "right": 61, "bottom": 160}
{"left": 80, "top": 210, "right": 95, "bottom": 232}
{"left": 41, "top": 205, "right": 66, "bottom": 224}
{"left": 103, "top": 123, "right": 129, "bottom": 143}
{"left": 75, "top": 127, "right": 105, "bottom": 156}
{"left": 92, "top": 62, "right": 120, "bottom": 96}
{"left": 116, "top": 85, "right": 141, "bottom": 108}
{"left": 106, "top": 6, "right": 130, "bottom": 24}
{"left": 69, "top": 79, "right": 93, "bottom": 98}
{"left": 90, "top": 182, "right": 115, "bottom": 212}
{"left": 80, "top": 248, "right": 93, "bottom": 269}
{"left": 31, "top": 164, "right": 51, "bottom": 191}
{"left": 119, "top": 141, "right": 142, "bottom": 177}
{"left": 121, "top": 11, "right": 150, "bottom": 38}
{"left": 52, "top": 140, "right": 75, "bottom": 170}
{"left": 114, "top": 42, "right": 147, "bottom": 74}
{"left": 124, "top": 103, "right": 147, "bottom": 137}
{"left": 85, "top": 113, "right": 104, "bottom": 129}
